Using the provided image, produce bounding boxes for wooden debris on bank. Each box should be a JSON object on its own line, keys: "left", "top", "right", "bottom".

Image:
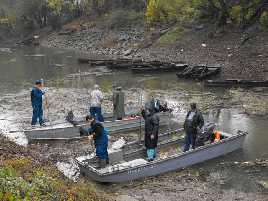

{"left": 204, "top": 79, "right": 268, "bottom": 88}
{"left": 131, "top": 62, "right": 188, "bottom": 73}
{"left": 78, "top": 58, "right": 140, "bottom": 69}
{"left": 58, "top": 28, "right": 76, "bottom": 35}
{"left": 176, "top": 64, "right": 221, "bottom": 80}
{"left": 78, "top": 58, "right": 188, "bottom": 72}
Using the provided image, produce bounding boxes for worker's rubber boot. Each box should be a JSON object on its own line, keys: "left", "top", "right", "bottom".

{"left": 91, "top": 157, "right": 98, "bottom": 164}
{"left": 93, "top": 158, "right": 101, "bottom": 169}
{"left": 100, "top": 159, "right": 107, "bottom": 168}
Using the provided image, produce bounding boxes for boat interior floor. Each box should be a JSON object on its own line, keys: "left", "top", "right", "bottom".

{"left": 79, "top": 131, "right": 228, "bottom": 174}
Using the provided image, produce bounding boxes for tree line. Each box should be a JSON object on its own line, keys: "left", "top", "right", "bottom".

{"left": 0, "top": 0, "right": 267, "bottom": 38}
{"left": 146, "top": 0, "right": 268, "bottom": 28}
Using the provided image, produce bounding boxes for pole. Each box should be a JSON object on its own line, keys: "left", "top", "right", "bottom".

{"left": 139, "top": 89, "right": 143, "bottom": 144}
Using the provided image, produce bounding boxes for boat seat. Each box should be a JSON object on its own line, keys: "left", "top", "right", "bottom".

{"left": 108, "top": 148, "right": 124, "bottom": 164}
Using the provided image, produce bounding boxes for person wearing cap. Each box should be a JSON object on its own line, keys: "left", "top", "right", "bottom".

{"left": 31, "top": 80, "right": 46, "bottom": 127}
{"left": 141, "top": 101, "right": 160, "bottom": 161}
{"left": 89, "top": 84, "right": 104, "bottom": 122}
{"left": 183, "top": 103, "right": 204, "bottom": 152}
{"left": 79, "top": 115, "right": 109, "bottom": 168}
{"left": 112, "top": 86, "right": 125, "bottom": 120}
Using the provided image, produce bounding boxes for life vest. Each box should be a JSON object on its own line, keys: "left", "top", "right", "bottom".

{"left": 214, "top": 131, "right": 221, "bottom": 142}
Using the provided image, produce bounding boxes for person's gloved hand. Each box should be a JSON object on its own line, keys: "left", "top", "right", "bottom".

{"left": 88, "top": 135, "right": 93, "bottom": 142}
{"left": 79, "top": 127, "right": 88, "bottom": 136}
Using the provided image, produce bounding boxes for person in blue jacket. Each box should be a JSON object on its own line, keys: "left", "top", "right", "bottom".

{"left": 79, "top": 115, "right": 109, "bottom": 168}
{"left": 31, "top": 80, "right": 46, "bottom": 127}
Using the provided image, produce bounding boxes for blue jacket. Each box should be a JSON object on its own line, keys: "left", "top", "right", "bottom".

{"left": 31, "top": 87, "right": 44, "bottom": 107}
{"left": 88, "top": 121, "right": 109, "bottom": 146}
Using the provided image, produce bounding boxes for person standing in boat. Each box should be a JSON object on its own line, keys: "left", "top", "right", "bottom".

{"left": 79, "top": 115, "right": 109, "bottom": 168}
{"left": 142, "top": 101, "right": 160, "bottom": 161}
{"left": 31, "top": 80, "right": 46, "bottom": 127}
{"left": 183, "top": 103, "right": 204, "bottom": 152}
{"left": 113, "top": 86, "right": 125, "bottom": 120}
{"left": 89, "top": 84, "right": 104, "bottom": 122}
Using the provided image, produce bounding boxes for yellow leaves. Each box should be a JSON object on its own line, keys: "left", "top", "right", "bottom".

{"left": 47, "top": 0, "right": 64, "bottom": 15}
{"left": 260, "top": 11, "right": 268, "bottom": 28}
{"left": 230, "top": 5, "right": 242, "bottom": 25}
{"left": 3, "top": 157, "right": 33, "bottom": 175}
{"left": 146, "top": 0, "right": 159, "bottom": 24}
{"left": 146, "top": 0, "right": 196, "bottom": 25}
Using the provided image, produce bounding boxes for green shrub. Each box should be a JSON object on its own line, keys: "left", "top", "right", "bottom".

{"left": 260, "top": 11, "right": 268, "bottom": 28}
{"left": 156, "top": 26, "right": 184, "bottom": 46}
{"left": 0, "top": 158, "right": 107, "bottom": 201}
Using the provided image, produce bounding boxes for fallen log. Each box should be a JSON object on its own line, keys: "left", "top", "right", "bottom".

{"left": 78, "top": 58, "right": 134, "bottom": 64}
{"left": 58, "top": 29, "right": 75, "bottom": 35}
{"left": 131, "top": 63, "right": 188, "bottom": 73}
{"left": 204, "top": 79, "right": 268, "bottom": 88}
{"left": 77, "top": 58, "right": 186, "bottom": 73}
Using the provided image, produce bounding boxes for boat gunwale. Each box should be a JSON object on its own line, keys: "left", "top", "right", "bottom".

{"left": 123, "top": 128, "right": 184, "bottom": 147}
{"left": 76, "top": 130, "right": 247, "bottom": 176}
{"left": 22, "top": 112, "right": 170, "bottom": 134}
{"left": 32, "top": 128, "right": 183, "bottom": 144}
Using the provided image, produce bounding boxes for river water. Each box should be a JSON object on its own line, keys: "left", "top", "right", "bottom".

{"left": 0, "top": 46, "right": 267, "bottom": 197}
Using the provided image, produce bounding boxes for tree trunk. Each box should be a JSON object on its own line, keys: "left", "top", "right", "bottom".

{"left": 218, "top": 0, "right": 229, "bottom": 26}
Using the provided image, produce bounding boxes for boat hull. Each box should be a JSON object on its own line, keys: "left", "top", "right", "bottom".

{"left": 24, "top": 112, "right": 170, "bottom": 142}
{"left": 77, "top": 131, "right": 246, "bottom": 183}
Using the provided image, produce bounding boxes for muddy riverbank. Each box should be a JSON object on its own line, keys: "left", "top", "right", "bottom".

{"left": 41, "top": 20, "right": 268, "bottom": 81}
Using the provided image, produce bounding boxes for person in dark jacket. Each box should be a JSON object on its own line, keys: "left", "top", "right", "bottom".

{"left": 79, "top": 115, "right": 109, "bottom": 168}
{"left": 113, "top": 87, "right": 125, "bottom": 120}
{"left": 31, "top": 80, "right": 46, "bottom": 127}
{"left": 142, "top": 102, "right": 160, "bottom": 161}
{"left": 183, "top": 103, "right": 204, "bottom": 152}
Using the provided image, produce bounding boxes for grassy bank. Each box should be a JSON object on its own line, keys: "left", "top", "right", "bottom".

{"left": 0, "top": 137, "right": 108, "bottom": 201}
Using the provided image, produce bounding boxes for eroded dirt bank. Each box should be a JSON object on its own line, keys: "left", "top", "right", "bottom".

{"left": 42, "top": 20, "right": 268, "bottom": 81}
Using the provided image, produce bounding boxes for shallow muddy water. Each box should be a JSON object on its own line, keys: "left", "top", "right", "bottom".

{"left": 0, "top": 46, "right": 267, "bottom": 199}
{"left": 0, "top": 46, "right": 267, "bottom": 159}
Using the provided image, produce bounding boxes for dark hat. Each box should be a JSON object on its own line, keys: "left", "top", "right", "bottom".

{"left": 35, "top": 80, "right": 42, "bottom": 85}
{"left": 190, "top": 103, "right": 197, "bottom": 109}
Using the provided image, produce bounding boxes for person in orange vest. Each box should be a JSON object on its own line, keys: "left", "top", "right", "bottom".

{"left": 214, "top": 130, "right": 221, "bottom": 142}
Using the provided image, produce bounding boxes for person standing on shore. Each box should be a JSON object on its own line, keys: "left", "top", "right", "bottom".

{"left": 89, "top": 84, "right": 104, "bottom": 122}
{"left": 31, "top": 80, "right": 46, "bottom": 127}
{"left": 183, "top": 103, "right": 204, "bottom": 152}
{"left": 112, "top": 86, "right": 125, "bottom": 120}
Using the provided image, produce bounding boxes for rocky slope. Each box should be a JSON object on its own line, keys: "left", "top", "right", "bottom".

{"left": 42, "top": 19, "right": 268, "bottom": 81}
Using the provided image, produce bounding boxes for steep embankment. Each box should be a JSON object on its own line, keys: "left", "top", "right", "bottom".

{"left": 42, "top": 17, "right": 268, "bottom": 80}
